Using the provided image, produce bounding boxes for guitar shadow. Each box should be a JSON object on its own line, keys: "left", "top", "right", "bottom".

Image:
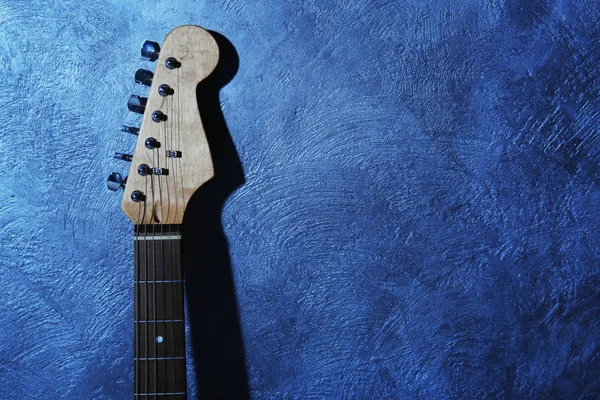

{"left": 182, "top": 31, "right": 249, "bottom": 399}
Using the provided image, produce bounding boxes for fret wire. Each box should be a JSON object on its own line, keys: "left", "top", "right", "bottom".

{"left": 135, "top": 319, "right": 184, "bottom": 323}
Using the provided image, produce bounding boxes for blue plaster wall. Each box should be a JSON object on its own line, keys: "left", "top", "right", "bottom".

{"left": 1, "top": 0, "right": 599, "bottom": 398}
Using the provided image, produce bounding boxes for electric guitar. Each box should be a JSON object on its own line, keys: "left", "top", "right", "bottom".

{"left": 107, "top": 25, "right": 219, "bottom": 399}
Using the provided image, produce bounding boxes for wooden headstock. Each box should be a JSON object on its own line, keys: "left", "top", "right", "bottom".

{"left": 118, "top": 25, "right": 219, "bottom": 224}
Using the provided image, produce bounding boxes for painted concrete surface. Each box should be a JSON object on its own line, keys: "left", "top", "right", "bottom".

{"left": 1, "top": 0, "right": 599, "bottom": 398}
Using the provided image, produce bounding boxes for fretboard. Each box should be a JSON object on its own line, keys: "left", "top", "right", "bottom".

{"left": 134, "top": 224, "right": 186, "bottom": 399}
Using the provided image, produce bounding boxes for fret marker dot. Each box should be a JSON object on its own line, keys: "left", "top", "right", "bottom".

{"left": 156, "top": 336, "right": 164, "bottom": 344}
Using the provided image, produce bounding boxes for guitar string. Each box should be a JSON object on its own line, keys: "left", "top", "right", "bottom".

{"left": 155, "top": 90, "right": 171, "bottom": 397}
{"left": 157, "top": 70, "right": 180, "bottom": 394}
{"left": 151, "top": 147, "right": 158, "bottom": 398}
{"left": 136, "top": 67, "right": 181, "bottom": 397}
{"left": 137, "top": 46, "right": 209, "bottom": 397}
{"left": 139, "top": 62, "right": 185, "bottom": 396}
{"left": 173, "top": 66, "right": 183, "bottom": 394}
{"left": 177, "top": 69, "right": 185, "bottom": 225}
{"left": 169, "top": 83, "right": 179, "bottom": 393}
{"left": 144, "top": 176, "right": 149, "bottom": 396}
{"left": 161, "top": 90, "right": 172, "bottom": 394}
{"left": 162, "top": 92, "right": 170, "bottom": 395}
{"left": 143, "top": 60, "right": 186, "bottom": 398}
{"left": 151, "top": 71, "right": 175, "bottom": 398}
{"left": 135, "top": 201, "right": 144, "bottom": 398}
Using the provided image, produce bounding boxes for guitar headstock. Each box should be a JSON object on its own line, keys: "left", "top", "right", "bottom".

{"left": 108, "top": 25, "right": 219, "bottom": 224}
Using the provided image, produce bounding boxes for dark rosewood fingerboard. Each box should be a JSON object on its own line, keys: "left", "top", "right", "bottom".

{"left": 134, "top": 224, "right": 186, "bottom": 399}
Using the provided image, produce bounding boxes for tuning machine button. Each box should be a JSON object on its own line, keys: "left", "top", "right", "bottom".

{"left": 122, "top": 126, "right": 140, "bottom": 136}
{"left": 107, "top": 172, "right": 127, "bottom": 191}
{"left": 135, "top": 69, "right": 154, "bottom": 86}
{"left": 127, "top": 95, "right": 147, "bottom": 114}
{"left": 114, "top": 152, "right": 133, "bottom": 162}
{"left": 141, "top": 41, "right": 160, "bottom": 62}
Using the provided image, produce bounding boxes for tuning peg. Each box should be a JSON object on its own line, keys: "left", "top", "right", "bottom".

{"left": 107, "top": 172, "right": 127, "bottom": 191}
{"left": 114, "top": 152, "right": 133, "bottom": 162}
{"left": 135, "top": 69, "right": 154, "bottom": 86}
{"left": 127, "top": 95, "right": 147, "bottom": 114}
{"left": 122, "top": 126, "right": 139, "bottom": 136}
{"left": 141, "top": 40, "right": 160, "bottom": 61}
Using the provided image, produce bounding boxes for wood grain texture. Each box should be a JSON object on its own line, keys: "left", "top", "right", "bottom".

{"left": 122, "top": 25, "right": 219, "bottom": 224}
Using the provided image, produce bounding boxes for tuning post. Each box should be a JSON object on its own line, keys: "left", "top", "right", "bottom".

{"left": 131, "top": 190, "right": 145, "bottom": 202}
{"left": 137, "top": 164, "right": 152, "bottom": 176}
{"left": 158, "top": 84, "right": 174, "bottom": 97}
{"left": 165, "top": 57, "right": 181, "bottom": 70}
{"left": 151, "top": 110, "right": 167, "bottom": 122}
{"left": 145, "top": 137, "right": 160, "bottom": 149}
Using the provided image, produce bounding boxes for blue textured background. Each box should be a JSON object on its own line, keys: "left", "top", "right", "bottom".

{"left": 1, "top": 0, "right": 600, "bottom": 398}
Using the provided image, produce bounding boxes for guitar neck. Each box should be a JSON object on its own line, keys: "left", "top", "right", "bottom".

{"left": 134, "top": 224, "right": 187, "bottom": 398}
{"left": 105, "top": 25, "right": 220, "bottom": 398}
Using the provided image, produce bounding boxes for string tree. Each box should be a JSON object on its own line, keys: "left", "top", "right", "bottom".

{"left": 166, "top": 150, "right": 182, "bottom": 158}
